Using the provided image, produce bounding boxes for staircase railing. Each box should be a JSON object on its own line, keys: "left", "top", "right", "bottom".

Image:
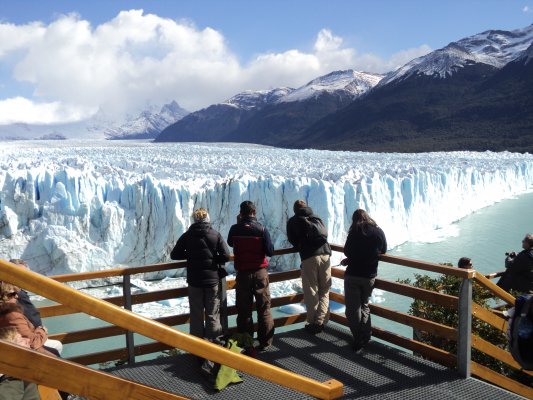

{"left": 0, "top": 340, "right": 187, "bottom": 400}
{"left": 2, "top": 244, "right": 532, "bottom": 399}
{"left": 0, "top": 258, "right": 343, "bottom": 400}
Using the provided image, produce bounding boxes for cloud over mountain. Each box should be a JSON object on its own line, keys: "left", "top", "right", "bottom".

{"left": 0, "top": 9, "right": 431, "bottom": 125}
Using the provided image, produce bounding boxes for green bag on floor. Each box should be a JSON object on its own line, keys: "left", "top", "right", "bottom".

{"left": 214, "top": 338, "right": 244, "bottom": 390}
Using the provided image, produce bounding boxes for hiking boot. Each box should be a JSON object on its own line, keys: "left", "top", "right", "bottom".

{"left": 304, "top": 323, "right": 324, "bottom": 334}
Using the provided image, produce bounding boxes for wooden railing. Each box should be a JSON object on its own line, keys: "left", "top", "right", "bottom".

{"left": 0, "top": 257, "right": 343, "bottom": 400}
{"left": 1, "top": 244, "right": 532, "bottom": 399}
{"left": 0, "top": 340, "right": 187, "bottom": 400}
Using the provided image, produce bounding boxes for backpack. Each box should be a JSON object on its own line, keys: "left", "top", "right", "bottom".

{"left": 304, "top": 216, "right": 328, "bottom": 248}
{"left": 508, "top": 294, "right": 533, "bottom": 370}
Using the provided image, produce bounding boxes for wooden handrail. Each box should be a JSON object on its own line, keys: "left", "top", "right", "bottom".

{"left": 0, "top": 259, "right": 343, "bottom": 400}
{"left": 472, "top": 303, "right": 508, "bottom": 333}
{"left": 331, "top": 267, "right": 458, "bottom": 309}
{"left": 0, "top": 340, "right": 188, "bottom": 400}
{"left": 50, "top": 261, "right": 187, "bottom": 283}
{"left": 474, "top": 272, "right": 515, "bottom": 306}
{"left": 49, "top": 248, "right": 299, "bottom": 283}
{"left": 471, "top": 361, "right": 533, "bottom": 399}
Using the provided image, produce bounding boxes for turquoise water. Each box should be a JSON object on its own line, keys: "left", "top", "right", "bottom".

{"left": 372, "top": 190, "right": 533, "bottom": 338}
{"left": 41, "top": 191, "right": 533, "bottom": 361}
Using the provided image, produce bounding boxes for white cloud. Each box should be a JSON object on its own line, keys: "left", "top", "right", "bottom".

{"left": 0, "top": 10, "right": 432, "bottom": 125}
{"left": 524, "top": 5, "right": 533, "bottom": 13}
{"left": 0, "top": 97, "right": 96, "bottom": 125}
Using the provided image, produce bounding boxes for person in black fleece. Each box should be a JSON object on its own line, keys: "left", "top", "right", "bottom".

{"left": 171, "top": 208, "right": 230, "bottom": 340}
{"left": 341, "top": 209, "right": 387, "bottom": 352}
{"left": 497, "top": 233, "right": 533, "bottom": 294}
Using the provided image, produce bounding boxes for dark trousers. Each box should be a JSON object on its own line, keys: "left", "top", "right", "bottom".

{"left": 188, "top": 284, "right": 222, "bottom": 340}
{"left": 235, "top": 268, "right": 274, "bottom": 346}
{"left": 344, "top": 274, "right": 375, "bottom": 347}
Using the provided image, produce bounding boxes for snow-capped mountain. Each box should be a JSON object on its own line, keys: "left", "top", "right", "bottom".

{"left": 224, "top": 87, "right": 294, "bottom": 110}
{"left": 380, "top": 24, "right": 533, "bottom": 86}
{"left": 105, "top": 101, "right": 188, "bottom": 140}
{"left": 280, "top": 70, "right": 383, "bottom": 103}
{"left": 156, "top": 69, "right": 381, "bottom": 143}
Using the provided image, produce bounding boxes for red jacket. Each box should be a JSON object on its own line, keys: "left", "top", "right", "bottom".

{"left": 232, "top": 236, "right": 268, "bottom": 271}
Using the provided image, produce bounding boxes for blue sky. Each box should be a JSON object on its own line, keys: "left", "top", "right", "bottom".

{"left": 0, "top": 0, "right": 531, "bottom": 125}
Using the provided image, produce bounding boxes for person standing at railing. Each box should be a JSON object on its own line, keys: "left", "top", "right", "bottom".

{"left": 170, "top": 208, "right": 230, "bottom": 342}
{"left": 286, "top": 200, "right": 332, "bottom": 334}
{"left": 341, "top": 209, "right": 387, "bottom": 353}
{"left": 227, "top": 201, "right": 275, "bottom": 351}
{"left": 497, "top": 233, "right": 533, "bottom": 294}
{"left": 0, "top": 326, "right": 41, "bottom": 400}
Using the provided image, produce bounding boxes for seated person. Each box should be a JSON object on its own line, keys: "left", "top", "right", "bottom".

{"left": 9, "top": 260, "right": 42, "bottom": 327}
{"left": 0, "top": 282, "right": 58, "bottom": 357}
{"left": 0, "top": 326, "right": 41, "bottom": 400}
{"left": 8, "top": 259, "right": 62, "bottom": 356}
{"left": 497, "top": 234, "right": 533, "bottom": 294}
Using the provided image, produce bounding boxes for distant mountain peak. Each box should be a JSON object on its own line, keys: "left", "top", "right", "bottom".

{"left": 280, "top": 69, "right": 384, "bottom": 103}
{"left": 223, "top": 87, "right": 294, "bottom": 110}
{"left": 380, "top": 24, "right": 533, "bottom": 86}
{"left": 105, "top": 100, "right": 189, "bottom": 140}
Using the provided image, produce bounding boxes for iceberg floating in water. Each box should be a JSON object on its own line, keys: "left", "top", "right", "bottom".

{"left": 0, "top": 140, "right": 532, "bottom": 276}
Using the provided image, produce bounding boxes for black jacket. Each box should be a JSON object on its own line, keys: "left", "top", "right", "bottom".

{"left": 498, "top": 249, "right": 533, "bottom": 293}
{"left": 287, "top": 206, "right": 331, "bottom": 261}
{"left": 344, "top": 224, "right": 387, "bottom": 279}
{"left": 17, "top": 290, "right": 42, "bottom": 328}
{"left": 170, "top": 222, "right": 230, "bottom": 288}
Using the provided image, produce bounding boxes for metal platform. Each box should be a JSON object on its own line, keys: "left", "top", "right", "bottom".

{"left": 107, "top": 323, "right": 526, "bottom": 399}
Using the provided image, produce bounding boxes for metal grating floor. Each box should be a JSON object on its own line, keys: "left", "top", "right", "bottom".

{"left": 107, "top": 323, "right": 526, "bottom": 399}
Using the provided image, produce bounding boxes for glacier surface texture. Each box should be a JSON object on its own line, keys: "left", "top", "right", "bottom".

{"left": 0, "top": 140, "right": 532, "bottom": 276}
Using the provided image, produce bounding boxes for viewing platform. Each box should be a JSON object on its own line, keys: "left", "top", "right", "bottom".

{"left": 108, "top": 322, "right": 525, "bottom": 399}
{"left": 0, "top": 245, "right": 532, "bottom": 400}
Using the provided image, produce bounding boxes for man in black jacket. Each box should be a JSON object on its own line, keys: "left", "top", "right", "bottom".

{"left": 171, "top": 208, "right": 230, "bottom": 340}
{"left": 227, "top": 201, "right": 275, "bottom": 350}
{"left": 497, "top": 234, "right": 533, "bottom": 294}
{"left": 287, "top": 200, "right": 331, "bottom": 334}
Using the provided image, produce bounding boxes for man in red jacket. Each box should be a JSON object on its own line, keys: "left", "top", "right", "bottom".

{"left": 227, "top": 201, "right": 274, "bottom": 350}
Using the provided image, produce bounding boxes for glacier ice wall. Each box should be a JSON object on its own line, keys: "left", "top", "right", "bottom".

{"left": 0, "top": 141, "right": 532, "bottom": 276}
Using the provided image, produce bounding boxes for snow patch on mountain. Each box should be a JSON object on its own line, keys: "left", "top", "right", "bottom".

{"left": 223, "top": 88, "right": 295, "bottom": 110}
{"left": 104, "top": 101, "right": 188, "bottom": 140}
{"left": 280, "top": 70, "right": 383, "bottom": 103}
{"left": 380, "top": 24, "right": 533, "bottom": 85}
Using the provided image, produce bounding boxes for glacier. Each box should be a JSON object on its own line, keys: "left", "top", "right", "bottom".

{"left": 0, "top": 140, "right": 532, "bottom": 276}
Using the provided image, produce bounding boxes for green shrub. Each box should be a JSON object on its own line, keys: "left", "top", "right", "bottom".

{"left": 399, "top": 267, "right": 531, "bottom": 386}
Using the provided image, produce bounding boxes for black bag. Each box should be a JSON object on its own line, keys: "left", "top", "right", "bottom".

{"left": 508, "top": 294, "right": 533, "bottom": 370}
{"left": 304, "top": 216, "right": 328, "bottom": 248}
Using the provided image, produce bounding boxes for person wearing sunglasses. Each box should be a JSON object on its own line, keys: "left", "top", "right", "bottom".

{"left": 0, "top": 281, "right": 57, "bottom": 357}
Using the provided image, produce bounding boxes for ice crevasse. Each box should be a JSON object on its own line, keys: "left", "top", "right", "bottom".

{"left": 0, "top": 141, "right": 532, "bottom": 276}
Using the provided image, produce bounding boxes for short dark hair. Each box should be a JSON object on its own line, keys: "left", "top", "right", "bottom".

{"left": 457, "top": 257, "right": 472, "bottom": 269}
{"left": 240, "top": 201, "right": 256, "bottom": 216}
{"left": 293, "top": 200, "right": 307, "bottom": 213}
{"left": 523, "top": 234, "right": 533, "bottom": 248}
